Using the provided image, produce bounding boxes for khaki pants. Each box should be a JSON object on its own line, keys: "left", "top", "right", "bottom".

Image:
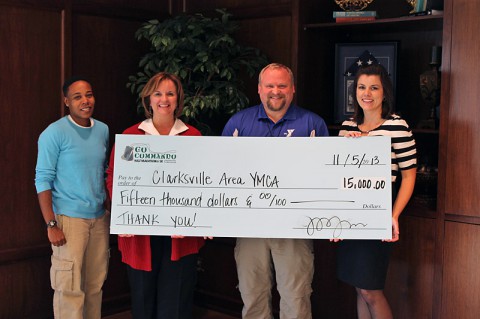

{"left": 235, "top": 238, "right": 314, "bottom": 319}
{"left": 50, "top": 213, "right": 110, "bottom": 319}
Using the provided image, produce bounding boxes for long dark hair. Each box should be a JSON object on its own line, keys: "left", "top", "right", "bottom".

{"left": 352, "top": 64, "right": 394, "bottom": 124}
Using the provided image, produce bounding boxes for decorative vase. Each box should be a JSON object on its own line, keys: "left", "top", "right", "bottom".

{"left": 418, "top": 46, "right": 442, "bottom": 129}
{"left": 405, "top": 0, "right": 417, "bottom": 13}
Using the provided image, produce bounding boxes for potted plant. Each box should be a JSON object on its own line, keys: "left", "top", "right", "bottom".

{"left": 127, "top": 9, "right": 269, "bottom": 135}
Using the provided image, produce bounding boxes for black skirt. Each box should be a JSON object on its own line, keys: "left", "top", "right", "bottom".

{"left": 337, "top": 239, "right": 393, "bottom": 290}
{"left": 337, "top": 183, "right": 397, "bottom": 290}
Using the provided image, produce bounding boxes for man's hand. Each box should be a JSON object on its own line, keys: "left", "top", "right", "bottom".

{"left": 48, "top": 227, "right": 66, "bottom": 246}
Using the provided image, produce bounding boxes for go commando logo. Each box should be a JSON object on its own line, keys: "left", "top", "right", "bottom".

{"left": 121, "top": 144, "right": 176, "bottom": 163}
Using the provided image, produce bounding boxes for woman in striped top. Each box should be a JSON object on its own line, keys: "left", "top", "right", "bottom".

{"left": 336, "top": 64, "right": 417, "bottom": 319}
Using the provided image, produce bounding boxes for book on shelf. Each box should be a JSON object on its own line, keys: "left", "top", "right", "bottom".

{"left": 335, "top": 16, "right": 376, "bottom": 23}
{"left": 333, "top": 11, "right": 377, "bottom": 18}
{"left": 415, "top": 0, "right": 427, "bottom": 12}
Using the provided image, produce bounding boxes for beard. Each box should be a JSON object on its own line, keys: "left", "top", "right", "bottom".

{"left": 265, "top": 95, "right": 287, "bottom": 112}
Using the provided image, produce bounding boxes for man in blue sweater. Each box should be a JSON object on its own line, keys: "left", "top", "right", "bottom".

{"left": 35, "top": 77, "right": 109, "bottom": 319}
{"left": 222, "top": 63, "right": 329, "bottom": 319}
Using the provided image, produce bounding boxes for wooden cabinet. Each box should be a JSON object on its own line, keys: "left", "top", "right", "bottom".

{"left": 299, "top": 1, "right": 442, "bottom": 210}
{"left": 440, "top": 222, "right": 480, "bottom": 319}
{"left": 385, "top": 215, "right": 436, "bottom": 318}
{"left": 297, "top": 0, "right": 480, "bottom": 318}
{"left": 440, "top": 0, "right": 480, "bottom": 216}
{"left": 296, "top": 2, "right": 443, "bottom": 319}
{"left": 299, "top": 4, "right": 443, "bottom": 126}
{"left": 435, "top": 0, "right": 480, "bottom": 318}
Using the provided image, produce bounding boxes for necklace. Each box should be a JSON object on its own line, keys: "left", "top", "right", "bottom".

{"left": 358, "top": 119, "right": 386, "bottom": 134}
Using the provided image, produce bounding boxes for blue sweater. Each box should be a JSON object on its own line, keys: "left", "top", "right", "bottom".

{"left": 35, "top": 116, "right": 109, "bottom": 218}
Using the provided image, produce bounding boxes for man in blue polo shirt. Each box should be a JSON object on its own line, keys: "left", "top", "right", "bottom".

{"left": 222, "top": 63, "right": 329, "bottom": 319}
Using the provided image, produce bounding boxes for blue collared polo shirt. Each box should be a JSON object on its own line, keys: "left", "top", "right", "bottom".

{"left": 222, "top": 104, "right": 329, "bottom": 137}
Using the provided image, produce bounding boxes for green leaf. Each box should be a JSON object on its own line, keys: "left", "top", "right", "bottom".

{"left": 126, "top": 9, "right": 269, "bottom": 135}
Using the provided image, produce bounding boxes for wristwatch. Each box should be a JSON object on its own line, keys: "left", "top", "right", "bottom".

{"left": 46, "top": 220, "right": 57, "bottom": 228}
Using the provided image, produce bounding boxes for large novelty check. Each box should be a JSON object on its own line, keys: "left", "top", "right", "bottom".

{"left": 110, "top": 135, "right": 392, "bottom": 239}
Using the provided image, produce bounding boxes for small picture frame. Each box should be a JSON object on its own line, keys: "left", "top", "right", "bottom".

{"left": 334, "top": 42, "right": 398, "bottom": 123}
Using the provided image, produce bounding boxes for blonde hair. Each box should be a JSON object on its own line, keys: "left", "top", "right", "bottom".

{"left": 258, "top": 63, "right": 295, "bottom": 86}
{"left": 141, "top": 72, "right": 185, "bottom": 118}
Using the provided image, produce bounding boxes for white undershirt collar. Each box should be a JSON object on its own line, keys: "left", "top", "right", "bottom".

{"left": 138, "top": 118, "right": 189, "bottom": 136}
{"left": 67, "top": 115, "right": 94, "bottom": 128}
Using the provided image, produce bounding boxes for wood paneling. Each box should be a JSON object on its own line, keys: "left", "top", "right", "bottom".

{"left": 196, "top": 239, "right": 242, "bottom": 317}
{"left": 0, "top": 4, "right": 62, "bottom": 250}
{"left": 385, "top": 216, "right": 436, "bottom": 319}
{"left": 0, "top": 257, "right": 52, "bottom": 318}
{"left": 311, "top": 241, "right": 356, "bottom": 319}
{"left": 0, "top": 8, "right": 63, "bottom": 316}
{"left": 443, "top": 0, "right": 480, "bottom": 216}
{"left": 0, "top": 1, "right": 168, "bottom": 318}
{"left": 441, "top": 222, "right": 480, "bottom": 319}
{"left": 235, "top": 16, "right": 292, "bottom": 69}
{"left": 101, "top": 243, "right": 132, "bottom": 316}
{"left": 235, "top": 16, "right": 292, "bottom": 105}
{"left": 0, "top": 3, "right": 62, "bottom": 318}
{"left": 71, "top": 13, "right": 146, "bottom": 142}
{"left": 74, "top": 0, "right": 168, "bottom": 8}
{"left": 0, "top": 0, "right": 64, "bottom": 10}
{"left": 72, "top": 0, "right": 170, "bottom": 20}
{"left": 185, "top": 0, "right": 291, "bottom": 19}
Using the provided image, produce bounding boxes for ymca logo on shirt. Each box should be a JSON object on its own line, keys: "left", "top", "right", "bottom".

{"left": 284, "top": 129, "right": 295, "bottom": 137}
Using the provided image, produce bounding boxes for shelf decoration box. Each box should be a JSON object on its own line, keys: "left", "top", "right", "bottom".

{"left": 333, "top": 11, "right": 377, "bottom": 17}
{"left": 333, "top": 10, "right": 376, "bottom": 23}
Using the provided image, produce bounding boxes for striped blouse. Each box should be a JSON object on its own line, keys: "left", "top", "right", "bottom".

{"left": 339, "top": 114, "right": 417, "bottom": 182}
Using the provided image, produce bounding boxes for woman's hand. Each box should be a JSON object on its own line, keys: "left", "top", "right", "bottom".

{"left": 171, "top": 235, "right": 214, "bottom": 240}
{"left": 329, "top": 238, "right": 343, "bottom": 242}
{"left": 344, "top": 131, "right": 362, "bottom": 138}
{"left": 118, "top": 234, "right": 134, "bottom": 237}
{"left": 383, "top": 216, "right": 400, "bottom": 242}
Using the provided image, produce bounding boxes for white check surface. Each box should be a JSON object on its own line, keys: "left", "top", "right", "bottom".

{"left": 110, "top": 135, "right": 392, "bottom": 239}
